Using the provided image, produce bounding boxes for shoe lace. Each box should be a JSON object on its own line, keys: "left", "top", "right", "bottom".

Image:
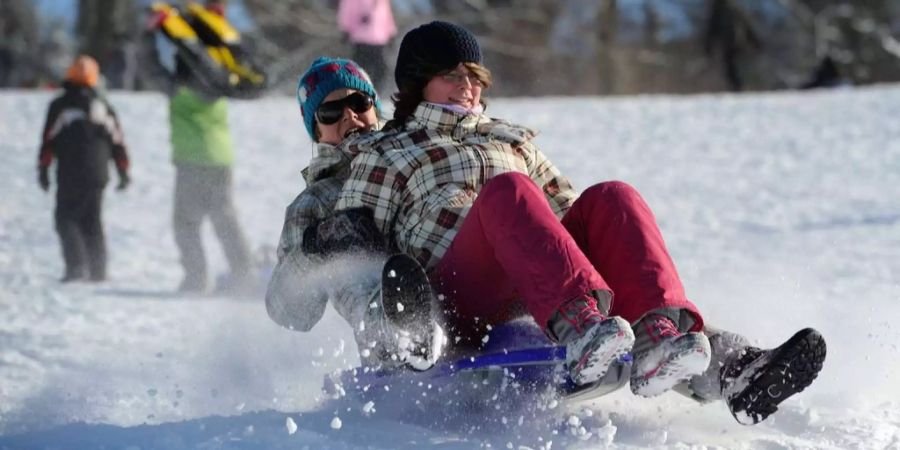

{"left": 557, "top": 297, "right": 605, "bottom": 335}
{"left": 641, "top": 314, "right": 681, "bottom": 344}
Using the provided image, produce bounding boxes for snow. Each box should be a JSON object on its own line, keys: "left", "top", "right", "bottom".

{"left": 285, "top": 416, "right": 297, "bottom": 435}
{"left": 1, "top": 85, "right": 900, "bottom": 449}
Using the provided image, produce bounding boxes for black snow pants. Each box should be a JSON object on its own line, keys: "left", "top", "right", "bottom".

{"left": 55, "top": 187, "right": 106, "bottom": 281}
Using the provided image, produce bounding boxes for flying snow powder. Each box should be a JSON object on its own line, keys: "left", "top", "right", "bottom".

{"left": 285, "top": 417, "right": 297, "bottom": 435}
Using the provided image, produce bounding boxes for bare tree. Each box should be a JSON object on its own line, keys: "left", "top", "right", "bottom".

{"left": 76, "top": 0, "right": 141, "bottom": 89}
{"left": 0, "top": 0, "right": 40, "bottom": 86}
{"left": 40, "top": 0, "right": 900, "bottom": 95}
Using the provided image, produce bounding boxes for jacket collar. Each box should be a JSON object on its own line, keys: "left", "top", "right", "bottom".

{"left": 408, "top": 102, "right": 490, "bottom": 138}
{"left": 302, "top": 142, "right": 350, "bottom": 183}
{"left": 305, "top": 123, "right": 392, "bottom": 182}
{"left": 62, "top": 81, "right": 96, "bottom": 97}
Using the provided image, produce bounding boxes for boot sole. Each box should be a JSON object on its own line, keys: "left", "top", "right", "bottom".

{"left": 631, "top": 333, "right": 711, "bottom": 397}
{"left": 572, "top": 317, "right": 635, "bottom": 385}
{"left": 381, "top": 254, "right": 433, "bottom": 331}
{"left": 381, "top": 254, "right": 443, "bottom": 370}
{"left": 727, "top": 328, "right": 827, "bottom": 425}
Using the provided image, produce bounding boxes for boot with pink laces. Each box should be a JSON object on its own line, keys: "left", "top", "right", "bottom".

{"left": 547, "top": 295, "right": 635, "bottom": 385}
{"left": 630, "top": 313, "right": 711, "bottom": 397}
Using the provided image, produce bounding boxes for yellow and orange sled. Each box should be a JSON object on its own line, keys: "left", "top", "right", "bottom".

{"left": 149, "top": 2, "right": 268, "bottom": 98}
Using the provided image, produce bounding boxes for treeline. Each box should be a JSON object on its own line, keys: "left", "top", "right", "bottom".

{"left": 2, "top": 0, "right": 899, "bottom": 95}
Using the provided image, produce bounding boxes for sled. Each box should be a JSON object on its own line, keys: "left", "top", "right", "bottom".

{"left": 149, "top": 2, "right": 268, "bottom": 98}
{"left": 323, "top": 320, "right": 632, "bottom": 411}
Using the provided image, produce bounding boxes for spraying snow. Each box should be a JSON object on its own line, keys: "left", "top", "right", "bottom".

{"left": 0, "top": 86, "right": 898, "bottom": 448}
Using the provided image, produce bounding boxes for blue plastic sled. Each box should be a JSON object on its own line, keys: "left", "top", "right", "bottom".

{"left": 323, "top": 320, "right": 632, "bottom": 411}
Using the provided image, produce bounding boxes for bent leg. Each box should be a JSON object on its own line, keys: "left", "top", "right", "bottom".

{"left": 432, "top": 172, "right": 610, "bottom": 337}
{"left": 55, "top": 193, "right": 88, "bottom": 280}
{"left": 80, "top": 188, "right": 107, "bottom": 281}
{"left": 174, "top": 165, "right": 208, "bottom": 289}
{"left": 207, "top": 168, "right": 252, "bottom": 278}
{"left": 561, "top": 181, "right": 704, "bottom": 330}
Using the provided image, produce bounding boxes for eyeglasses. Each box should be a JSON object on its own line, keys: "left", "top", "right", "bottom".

{"left": 315, "top": 92, "right": 375, "bottom": 125}
{"left": 440, "top": 71, "right": 484, "bottom": 87}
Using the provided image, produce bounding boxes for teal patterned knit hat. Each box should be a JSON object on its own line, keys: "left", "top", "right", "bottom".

{"left": 297, "top": 57, "right": 381, "bottom": 141}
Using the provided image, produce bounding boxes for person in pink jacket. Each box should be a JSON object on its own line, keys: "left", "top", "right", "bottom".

{"left": 338, "top": 0, "right": 397, "bottom": 92}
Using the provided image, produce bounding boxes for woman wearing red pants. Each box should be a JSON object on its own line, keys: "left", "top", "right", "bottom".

{"left": 307, "top": 21, "right": 825, "bottom": 424}
{"left": 320, "top": 20, "right": 707, "bottom": 395}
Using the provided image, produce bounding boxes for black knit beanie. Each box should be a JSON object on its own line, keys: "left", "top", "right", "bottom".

{"left": 394, "top": 21, "right": 482, "bottom": 89}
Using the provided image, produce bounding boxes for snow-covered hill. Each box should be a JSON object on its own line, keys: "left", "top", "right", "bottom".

{"left": 1, "top": 86, "right": 898, "bottom": 449}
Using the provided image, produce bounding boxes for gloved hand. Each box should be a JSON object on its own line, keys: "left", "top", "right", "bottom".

{"left": 38, "top": 168, "right": 50, "bottom": 192}
{"left": 116, "top": 171, "right": 130, "bottom": 191}
{"left": 302, "top": 208, "right": 386, "bottom": 256}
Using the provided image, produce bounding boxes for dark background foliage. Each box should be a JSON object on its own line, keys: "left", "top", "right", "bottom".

{"left": 2, "top": 0, "right": 898, "bottom": 95}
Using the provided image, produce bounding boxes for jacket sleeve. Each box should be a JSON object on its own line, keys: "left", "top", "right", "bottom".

{"left": 37, "top": 100, "right": 58, "bottom": 169}
{"left": 521, "top": 141, "right": 578, "bottom": 218}
{"left": 334, "top": 149, "right": 401, "bottom": 236}
{"left": 105, "top": 102, "right": 130, "bottom": 174}
{"left": 265, "top": 192, "right": 331, "bottom": 332}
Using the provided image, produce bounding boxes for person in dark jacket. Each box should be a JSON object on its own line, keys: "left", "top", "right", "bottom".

{"left": 38, "top": 55, "right": 130, "bottom": 282}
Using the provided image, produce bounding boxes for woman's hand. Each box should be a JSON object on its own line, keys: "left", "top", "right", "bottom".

{"left": 302, "top": 208, "right": 386, "bottom": 256}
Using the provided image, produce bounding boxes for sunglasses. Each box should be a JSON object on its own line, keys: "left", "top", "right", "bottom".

{"left": 315, "top": 92, "right": 375, "bottom": 125}
{"left": 440, "top": 71, "right": 484, "bottom": 87}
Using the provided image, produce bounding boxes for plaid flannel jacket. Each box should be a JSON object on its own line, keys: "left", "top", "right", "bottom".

{"left": 335, "top": 102, "right": 578, "bottom": 270}
{"left": 275, "top": 143, "right": 350, "bottom": 263}
{"left": 266, "top": 142, "right": 382, "bottom": 333}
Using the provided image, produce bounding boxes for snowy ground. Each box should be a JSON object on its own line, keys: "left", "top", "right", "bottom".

{"left": 1, "top": 85, "right": 899, "bottom": 449}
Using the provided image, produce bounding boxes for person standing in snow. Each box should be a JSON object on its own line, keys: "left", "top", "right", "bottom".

{"left": 305, "top": 21, "right": 826, "bottom": 424}
{"left": 266, "top": 56, "right": 442, "bottom": 370}
{"left": 704, "top": 0, "right": 761, "bottom": 92}
{"left": 144, "top": 0, "right": 254, "bottom": 294}
{"left": 337, "top": 0, "right": 396, "bottom": 93}
{"left": 38, "top": 55, "right": 131, "bottom": 282}
{"left": 801, "top": 55, "right": 850, "bottom": 90}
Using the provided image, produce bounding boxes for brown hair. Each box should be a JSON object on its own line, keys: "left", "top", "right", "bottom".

{"left": 391, "top": 62, "right": 493, "bottom": 124}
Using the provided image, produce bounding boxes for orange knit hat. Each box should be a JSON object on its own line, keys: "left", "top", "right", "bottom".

{"left": 65, "top": 55, "right": 100, "bottom": 87}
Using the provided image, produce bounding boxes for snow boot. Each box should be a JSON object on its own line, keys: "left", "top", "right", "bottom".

{"left": 379, "top": 253, "right": 445, "bottom": 371}
{"left": 630, "top": 314, "right": 711, "bottom": 397}
{"left": 721, "top": 327, "right": 826, "bottom": 425}
{"left": 674, "top": 327, "right": 751, "bottom": 402}
{"left": 213, "top": 271, "right": 259, "bottom": 299}
{"left": 60, "top": 272, "right": 88, "bottom": 283}
{"left": 547, "top": 296, "right": 635, "bottom": 385}
{"left": 178, "top": 274, "right": 209, "bottom": 294}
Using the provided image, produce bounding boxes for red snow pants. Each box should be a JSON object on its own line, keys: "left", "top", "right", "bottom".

{"left": 430, "top": 172, "right": 703, "bottom": 340}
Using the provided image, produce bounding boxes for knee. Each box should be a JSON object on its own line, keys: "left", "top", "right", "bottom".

{"left": 582, "top": 180, "right": 643, "bottom": 204}
{"left": 481, "top": 172, "right": 542, "bottom": 199}
{"left": 173, "top": 207, "right": 202, "bottom": 226}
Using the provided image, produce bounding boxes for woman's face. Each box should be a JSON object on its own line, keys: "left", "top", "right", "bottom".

{"left": 315, "top": 88, "right": 378, "bottom": 145}
{"left": 423, "top": 63, "right": 483, "bottom": 110}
